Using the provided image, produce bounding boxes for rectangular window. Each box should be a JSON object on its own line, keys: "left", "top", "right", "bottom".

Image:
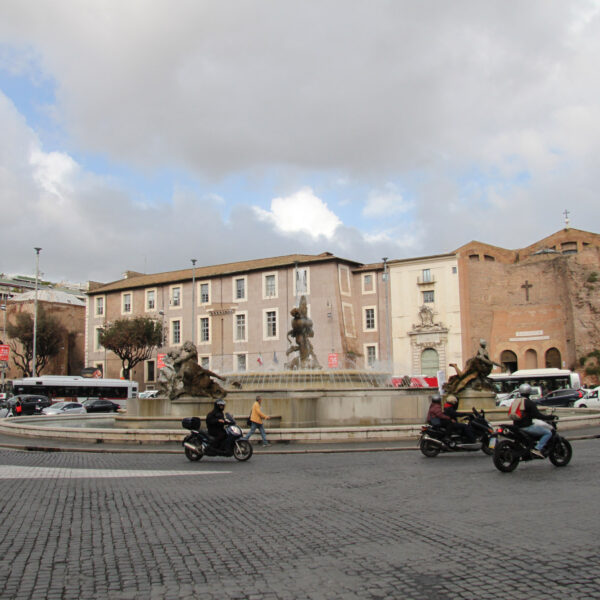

{"left": 234, "top": 278, "right": 246, "bottom": 300}
{"left": 235, "top": 313, "right": 246, "bottom": 341}
{"left": 266, "top": 310, "right": 277, "bottom": 338}
{"left": 366, "top": 345, "right": 377, "bottom": 368}
{"left": 422, "top": 269, "right": 431, "bottom": 283}
{"left": 171, "top": 286, "right": 181, "bottom": 307}
{"left": 264, "top": 274, "right": 276, "bottom": 298}
{"left": 146, "top": 289, "right": 155, "bottom": 311}
{"left": 199, "top": 282, "right": 210, "bottom": 304}
{"left": 94, "top": 327, "right": 103, "bottom": 351}
{"left": 146, "top": 360, "right": 155, "bottom": 382}
{"left": 362, "top": 273, "right": 375, "bottom": 294}
{"left": 236, "top": 353, "right": 247, "bottom": 372}
{"left": 172, "top": 320, "right": 181, "bottom": 344}
{"left": 95, "top": 296, "right": 104, "bottom": 316}
{"left": 200, "top": 356, "right": 210, "bottom": 369}
{"left": 423, "top": 290, "right": 435, "bottom": 303}
{"left": 295, "top": 267, "right": 308, "bottom": 295}
{"left": 122, "top": 292, "right": 132, "bottom": 314}
{"left": 365, "top": 307, "right": 376, "bottom": 330}
{"left": 200, "top": 317, "right": 210, "bottom": 343}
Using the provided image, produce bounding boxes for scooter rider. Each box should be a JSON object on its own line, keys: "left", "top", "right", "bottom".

{"left": 443, "top": 395, "right": 476, "bottom": 442}
{"left": 206, "top": 398, "right": 228, "bottom": 449}
{"left": 426, "top": 394, "right": 452, "bottom": 428}
{"left": 510, "top": 383, "right": 553, "bottom": 458}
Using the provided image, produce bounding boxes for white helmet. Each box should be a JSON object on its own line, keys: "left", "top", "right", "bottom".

{"left": 518, "top": 383, "right": 532, "bottom": 397}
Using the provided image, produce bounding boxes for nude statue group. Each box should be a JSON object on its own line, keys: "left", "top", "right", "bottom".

{"left": 285, "top": 295, "right": 321, "bottom": 370}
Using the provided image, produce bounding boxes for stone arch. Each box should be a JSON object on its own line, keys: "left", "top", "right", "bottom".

{"left": 500, "top": 350, "right": 518, "bottom": 373}
{"left": 545, "top": 347, "right": 562, "bottom": 368}
{"left": 420, "top": 348, "right": 439, "bottom": 377}
{"left": 524, "top": 349, "right": 538, "bottom": 369}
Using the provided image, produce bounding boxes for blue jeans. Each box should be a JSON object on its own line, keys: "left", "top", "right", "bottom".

{"left": 244, "top": 422, "right": 268, "bottom": 444}
{"left": 521, "top": 423, "right": 552, "bottom": 451}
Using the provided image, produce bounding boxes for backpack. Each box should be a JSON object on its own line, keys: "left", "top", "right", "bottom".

{"left": 508, "top": 397, "right": 526, "bottom": 421}
{"left": 246, "top": 415, "right": 252, "bottom": 426}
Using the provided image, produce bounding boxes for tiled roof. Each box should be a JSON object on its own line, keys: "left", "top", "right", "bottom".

{"left": 89, "top": 252, "right": 361, "bottom": 295}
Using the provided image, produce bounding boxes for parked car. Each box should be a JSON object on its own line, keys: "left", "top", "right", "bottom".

{"left": 574, "top": 386, "right": 600, "bottom": 408}
{"left": 496, "top": 386, "right": 542, "bottom": 407}
{"left": 9, "top": 394, "right": 51, "bottom": 415}
{"left": 41, "top": 401, "right": 87, "bottom": 416}
{"left": 537, "top": 388, "right": 585, "bottom": 407}
{"left": 83, "top": 398, "right": 121, "bottom": 413}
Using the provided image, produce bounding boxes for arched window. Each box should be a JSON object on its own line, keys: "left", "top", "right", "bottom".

{"left": 421, "top": 348, "right": 439, "bottom": 377}
{"left": 525, "top": 349, "right": 538, "bottom": 369}
{"left": 500, "top": 350, "right": 518, "bottom": 373}
{"left": 545, "top": 348, "right": 562, "bottom": 368}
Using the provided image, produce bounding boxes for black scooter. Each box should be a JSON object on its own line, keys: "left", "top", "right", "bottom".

{"left": 182, "top": 413, "right": 253, "bottom": 462}
{"left": 490, "top": 414, "right": 572, "bottom": 472}
{"left": 419, "top": 407, "right": 495, "bottom": 457}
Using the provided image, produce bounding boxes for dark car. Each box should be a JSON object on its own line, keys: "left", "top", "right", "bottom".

{"left": 83, "top": 398, "right": 121, "bottom": 413}
{"left": 9, "top": 394, "right": 52, "bottom": 415}
{"left": 537, "top": 388, "right": 585, "bottom": 407}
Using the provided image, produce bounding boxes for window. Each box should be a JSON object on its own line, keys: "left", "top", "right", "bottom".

{"left": 362, "top": 273, "right": 375, "bottom": 294}
{"left": 295, "top": 267, "right": 309, "bottom": 295}
{"left": 146, "top": 289, "right": 156, "bottom": 311}
{"left": 199, "top": 282, "right": 210, "bottom": 304}
{"left": 171, "top": 319, "right": 181, "bottom": 345}
{"left": 235, "top": 313, "right": 246, "bottom": 342}
{"left": 122, "top": 292, "right": 132, "bottom": 314}
{"left": 421, "top": 348, "right": 439, "bottom": 376}
{"left": 234, "top": 277, "right": 246, "bottom": 301}
{"left": 365, "top": 345, "right": 377, "bottom": 368}
{"left": 95, "top": 296, "right": 104, "bottom": 317}
{"left": 423, "top": 291, "right": 434, "bottom": 303}
{"left": 264, "top": 273, "right": 277, "bottom": 298}
{"left": 146, "top": 360, "right": 156, "bottom": 382}
{"left": 452, "top": 266, "right": 457, "bottom": 274}
{"left": 265, "top": 310, "right": 277, "bottom": 339}
{"left": 422, "top": 269, "right": 432, "bottom": 283}
{"left": 200, "top": 317, "right": 210, "bottom": 343}
{"left": 94, "top": 327, "right": 103, "bottom": 351}
{"left": 170, "top": 286, "right": 181, "bottom": 308}
{"left": 200, "top": 356, "right": 210, "bottom": 369}
{"left": 364, "top": 307, "right": 376, "bottom": 330}
{"left": 236, "top": 353, "right": 247, "bottom": 372}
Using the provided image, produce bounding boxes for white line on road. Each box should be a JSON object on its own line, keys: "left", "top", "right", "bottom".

{"left": 0, "top": 466, "right": 231, "bottom": 479}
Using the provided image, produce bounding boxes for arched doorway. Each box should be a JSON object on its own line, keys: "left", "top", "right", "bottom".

{"left": 421, "top": 348, "right": 439, "bottom": 377}
{"left": 525, "top": 349, "right": 538, "bottom": 369}
{"left": 545, "top": 347, "right": 562, "bottom": 368}
{"left": 500, "top": 350, "right": 518, "bottom": 373}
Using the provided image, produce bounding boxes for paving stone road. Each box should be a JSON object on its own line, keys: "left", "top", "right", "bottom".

{"left": 0, "top": 439, "right": 599, "bottom": 600}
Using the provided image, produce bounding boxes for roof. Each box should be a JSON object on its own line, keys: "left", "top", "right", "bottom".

{"left": 11, "top": 289, "right": 86, "bottom": 306}
{"left": 88, "top": 252, "right": 362, "bottom": 295}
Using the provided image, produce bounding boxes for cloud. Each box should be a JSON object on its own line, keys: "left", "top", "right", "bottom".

{"left": 253, "top": 188, "right": 342, "bottom": 239}
{"left": 363, "top": 183, "right": 412, "bottom": 218}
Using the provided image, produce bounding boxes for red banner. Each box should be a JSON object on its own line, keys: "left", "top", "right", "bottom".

{"left": 328, "top": 353, "right": 338, "bottom": 368}
{"left": 0, "top": 345, "right": 9, "bottom": 362}
{"left": 157, "top": 353, "right": 166, "bottom": 369}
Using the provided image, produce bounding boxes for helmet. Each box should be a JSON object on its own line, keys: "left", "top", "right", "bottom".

{"left": 518, "top": 383, "right": 532, "bottom": 397}
{"left": 430, "top": 394, "right": 442, "bottom": 403}
{"left": 445, "top": 395, "right": 458, "bottom": 405}
{"left": 216, "top": 398, "right": 226, "bottom": 407}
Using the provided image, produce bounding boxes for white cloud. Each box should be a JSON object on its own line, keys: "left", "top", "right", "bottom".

{"left": 254, "top": 188, "right": 342, "bottom": 239}
{"left": 363, "top": 183, "right": 412, "bottom": 218}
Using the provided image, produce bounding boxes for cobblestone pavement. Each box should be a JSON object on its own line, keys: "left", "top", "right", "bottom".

{"left": 0, "top": 440, "right": 599, "bottom": 600}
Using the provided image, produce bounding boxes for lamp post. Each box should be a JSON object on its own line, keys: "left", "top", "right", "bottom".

{"left": 1, "top": 303, "right": 6, "bottom": 391}
{"left": 32, "top": 247, "right": 42, "bottom": 376}
{"left": 382, "top": 257, "right": 391, "bottom": 371}
{"left": 158, "top": 310, "right": 166, "bottom": 347}
{"left": 191, "top": 258, "right": 197, "bottom": 345}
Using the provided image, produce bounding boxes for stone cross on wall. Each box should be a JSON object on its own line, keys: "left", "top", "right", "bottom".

{"left": 521, "top": 280, "right": 533, "bottom": 301}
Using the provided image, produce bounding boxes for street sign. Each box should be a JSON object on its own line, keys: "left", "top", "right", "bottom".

{"left": 328, "top": 353, "right": 338, "bottom": 368}
{"left": 0, "top": 345, "right": 9, "bottom": 362}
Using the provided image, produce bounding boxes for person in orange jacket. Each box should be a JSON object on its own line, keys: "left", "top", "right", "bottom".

{"left": 243, "top": 395, "right": 271, "bottom": 446}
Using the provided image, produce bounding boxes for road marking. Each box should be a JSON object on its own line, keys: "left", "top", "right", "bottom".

{"left": 0, "top": 466, "right": 231, "bottom": 479}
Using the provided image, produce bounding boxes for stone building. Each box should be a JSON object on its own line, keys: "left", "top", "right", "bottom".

{"left": 455, "top": 228, "right": 600, "bottom": 381}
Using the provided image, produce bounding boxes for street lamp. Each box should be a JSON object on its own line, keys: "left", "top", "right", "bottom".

{"left": 1, "top": 303, "right": 6, "bottom": 391}
{"left": 158, "top": 310, "right": 166, "bottom": 347}
{"left": 32, "top": 247, "right": 42, "bottom": 376}
{"left": 382, "top": 257, "right": 391, "bottom": 371}
{"left": 191, "top": 259, "right": 197, "bottom": 345}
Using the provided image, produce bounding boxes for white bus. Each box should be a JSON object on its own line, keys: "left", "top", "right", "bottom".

{"left": 488, "top": 368, "right": 581, "bottom": 398}
{"left": 11, "top": 376, "right": 138, "bottom": 407}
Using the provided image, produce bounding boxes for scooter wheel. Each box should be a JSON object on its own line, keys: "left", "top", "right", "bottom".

{"left": 233, "top": 439, "right": 253, "bottom": 461}
{"left": 549, "top": 438, "right": 572, "bottom": 467}
{"left": 419, "top": 438, "right": 441, "bottom": 457}
{"left": 493, "top": 441, "right": 520, "bottom": 472}
{"left": 480, "top": 436, "right": 494, "bottom": 456}
{"left": 184, "top": 445, "right": 203, "bottom": 462}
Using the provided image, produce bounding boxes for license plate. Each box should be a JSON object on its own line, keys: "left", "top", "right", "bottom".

{"left": 489, "top": 437, "right": 497, "bottom": 449}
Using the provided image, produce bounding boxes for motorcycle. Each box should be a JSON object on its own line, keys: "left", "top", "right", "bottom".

{"left": 419, "top": 407, "right": 495, "bottom": 457}
{"left": 490, "top": 414, "right": 572, "bottom": 472}
{"left": 181, "top": 413, "right": 253, "bottom": 462}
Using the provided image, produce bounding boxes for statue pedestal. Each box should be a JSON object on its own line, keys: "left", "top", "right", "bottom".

{"left": 456, "top": 389, "right": 496, "bottom": 412}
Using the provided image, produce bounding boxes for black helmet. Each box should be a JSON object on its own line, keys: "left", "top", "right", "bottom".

{"left": 215, "top": 398, "right": 226, "bottom": 407}
{"left": 518, "top": 383, "right": 532, "bottom": 397}
{"left": 430, "top": 394, "right": 442, "bottom": 403}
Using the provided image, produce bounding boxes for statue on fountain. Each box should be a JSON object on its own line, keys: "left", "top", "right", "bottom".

{"left": 444, "top": 339, "right": 503, "bottom": 394}
{"left": 285, "top": 295, "right": 321, "bottom": 370}
{"left": 158, "top": 341, "right": 227, "bottom": 400}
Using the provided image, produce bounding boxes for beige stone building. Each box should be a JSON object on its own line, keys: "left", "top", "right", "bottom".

{"left": 86, "top": 253, "right": 392, "bottom": 389}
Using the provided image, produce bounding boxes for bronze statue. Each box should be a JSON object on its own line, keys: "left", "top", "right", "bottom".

{"left": 285, "top": 295, "right": 321, "bottom": 370}
{"left": 444, "top": 339, "right": 503, "bottom": 394}
{"left": 158, "top": 341, "right": 227, "bottom": 400}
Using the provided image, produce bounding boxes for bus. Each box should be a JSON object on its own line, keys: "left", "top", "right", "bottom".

{"left": 11, "top": 376, "right": 138, "bottom": 407}
{"left": 488, "top": 368, "right": 581, "bottom": 398}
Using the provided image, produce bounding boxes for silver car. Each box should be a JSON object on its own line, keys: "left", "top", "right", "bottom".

{"left": 42, "top": 401, "right": 87, "bottom": 416}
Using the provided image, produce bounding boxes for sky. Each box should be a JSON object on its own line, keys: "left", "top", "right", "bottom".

{"left": 1, "top": 1, "right": 599, "bottom": 284}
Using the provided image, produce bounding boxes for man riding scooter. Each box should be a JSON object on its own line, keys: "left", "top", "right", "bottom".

{"left": 206, "top": 398, "right": 228, "bottom": 450}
